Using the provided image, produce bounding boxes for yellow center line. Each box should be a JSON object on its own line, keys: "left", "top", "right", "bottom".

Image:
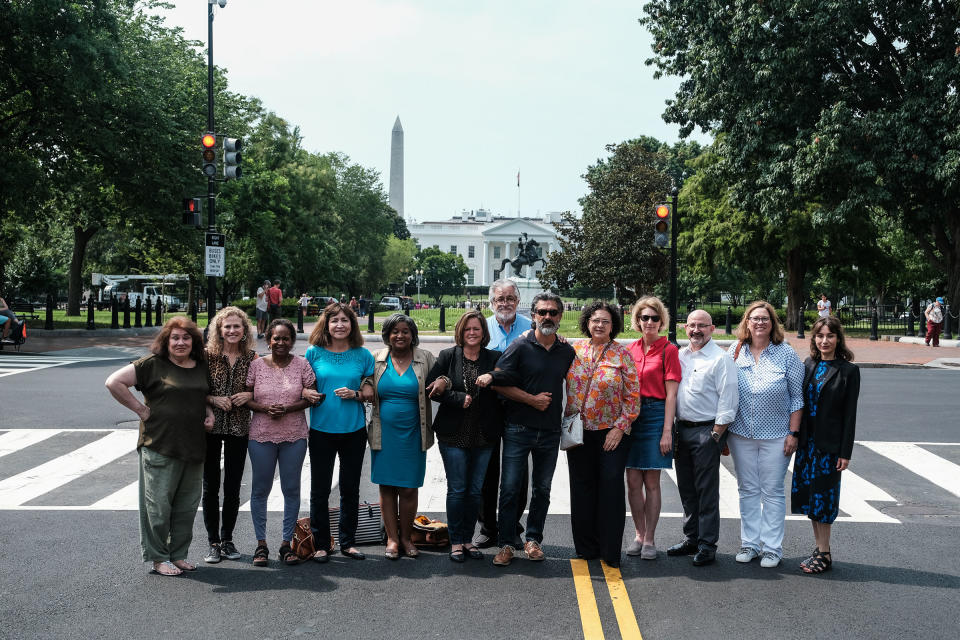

{"left": 601, "top": 561, "right": 644, "bottom": 640}
{"left": 570, "top": 559, "right": 605, "bottom": 639}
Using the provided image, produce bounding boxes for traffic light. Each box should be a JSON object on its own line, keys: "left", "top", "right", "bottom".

{"left": 182, "top": 197, "right": 201, "bottom": 226}
{"left": 223, "top": 137, "right": 242, "bottom": 180}
{"left": 201, "top": 132, "right": 217, "bottom": 178}
{"left": 654, "top": 203, "right": 671, "bottom": 248}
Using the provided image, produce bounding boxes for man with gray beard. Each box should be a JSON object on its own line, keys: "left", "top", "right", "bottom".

{"left": 667, "top": 310, "right": 738, "bottom": 566}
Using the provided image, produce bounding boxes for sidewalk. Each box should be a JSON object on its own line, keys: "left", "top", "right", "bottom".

{"left": 11, "top": 324, "right": 960, "bottom": 369}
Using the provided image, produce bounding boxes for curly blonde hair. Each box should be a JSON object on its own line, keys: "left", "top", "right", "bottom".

{"left": 205, "top": 306, "right": 255, "bottom": 354}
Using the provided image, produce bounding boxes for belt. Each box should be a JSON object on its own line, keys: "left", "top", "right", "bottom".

{"left": 676, "top": 419, "right": 715, "bottom": 428}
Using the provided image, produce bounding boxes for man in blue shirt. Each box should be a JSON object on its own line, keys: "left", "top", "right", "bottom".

{"left": 474, "top": 279, "right": 533, "bottom": 548}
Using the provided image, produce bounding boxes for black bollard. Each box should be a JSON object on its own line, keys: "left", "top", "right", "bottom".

{"left": 368, "top": 305, "right": 375, "bottom": 333}
{"left": 944, "top": 304, "right": 953, "bottom": 340}
{"left": 439, "top": 304, "right": 446, "bottom": 332}
{"left": 45, "top": 294, "right": 54, "bottom": 331}
{"left": 145, "top": 297, "right": 153, "bottom": 327}
{"left": 122, "top": 296, "right": 131, "bottom": 329}
{"left": 725, "top": 306, "right": 732, "bottom": 335}
{"left": 134, "top": 298, "right": 142, "bottom": 328}
{"left": 906, "top": 307, "right": 915, "bottom": 337}
{"left": 870, "top": 301, "right": 879, "bottom": 341}
{"left": 919, "top": 308, "right": 926, "bottom": 339}
{"left": 155, "top": 300, "right": 163, "bottom": 326}
{"left": 86, "top": 296, "right": 96, "bottom": 330}
{"left": 297, "top": 304, "right": 305, "bottom": 334}
{"left": 110, "top": 295, "right": 119, "bottom": 329}
{"left": 403, "top": 304, "right": 410, "bottom": 317}
{"left": 797, "top": 305, "right": 805, "bottom": 340}
{"left": 190, "top": 300, "right": 197, "bottom": 323}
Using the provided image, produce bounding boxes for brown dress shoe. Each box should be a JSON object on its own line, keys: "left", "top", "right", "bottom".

{"left": 493, "top": 545, "right": 515, "bottom": 566}
{"left": 524, "top": 540, "right": 545, "bottom": 561}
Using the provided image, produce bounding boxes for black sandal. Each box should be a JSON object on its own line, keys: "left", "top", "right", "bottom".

{"left": 449, "top": 549, "right": 466, "bottom": 563}
{"left": 279, "top": 544, "right": 299, "bottom": 565}
{"left": 799, "top": 547, "right": 820, "bottom": 570}
{"left": 252, "top": 544, "right": 269, "bottom": 567}
{"left": 802, "top": 550, "right": 832, "bottom": 574}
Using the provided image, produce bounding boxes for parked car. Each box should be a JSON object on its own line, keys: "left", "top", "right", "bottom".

{"left": 379, "top": 296, "right": 402, "bottom": 310}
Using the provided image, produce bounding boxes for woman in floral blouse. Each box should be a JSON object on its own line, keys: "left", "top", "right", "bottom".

{"left": 202, "top": 306, "right": 257, "bottom": 564}
{"left": 564, "top": 301, "right": 640, "bottom": 567}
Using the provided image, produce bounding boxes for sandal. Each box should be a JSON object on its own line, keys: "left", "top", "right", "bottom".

{"left": 151, "top": 561, "right": 182, "bottom": 577}
{"left": 252, "top": 544, "right": 269, "bottom": 567}
{"left": 312, "top": 550, "right": 330, "bottom": 564}
{"left": 799, "top": 547, "right": 820, "bottom": 570}
{"left": 279, "top": 544, "right": 299, "bottom": 565}
{"left": 449, "top": 548, "right": 466, "bottom": 563}
{"left": 802, "top": 550, "right": 832, "bottom": 574}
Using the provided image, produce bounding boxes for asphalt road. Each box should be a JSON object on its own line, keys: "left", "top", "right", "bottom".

{"left": 1, "top": 347, "right": 958, "bottom": 640}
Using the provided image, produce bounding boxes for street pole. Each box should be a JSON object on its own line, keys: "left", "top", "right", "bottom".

{"left": 206, "top": 0, "right": 217, "bottom": 326}
{"left": 668, "top": 187, "right": 679, "bottom": 344}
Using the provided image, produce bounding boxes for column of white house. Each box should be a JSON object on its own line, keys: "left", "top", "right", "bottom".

{"left": 481, "top": 240, "right": 489, "bottom": 286}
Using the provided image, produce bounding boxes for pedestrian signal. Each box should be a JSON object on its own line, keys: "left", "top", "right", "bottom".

{"left": 201, "top": 133, "right": 217, "bottom": 178}
{"left": 654, "top": 203, "right": 671, "bottom": 248}
{"left": 182, "top": 197, "right": 201, "bottom": 226}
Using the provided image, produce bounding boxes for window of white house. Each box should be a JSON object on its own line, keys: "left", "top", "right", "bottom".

{"left": 493, "top": 246, "right": 501, "bottom": 259}
{"left": 468, "top": 246, "right": 475, "bottom": 258}
{"left": 467, "top": 269, "right": 475, "bottom": 285}
{"left": 450, "top": 245, "right": 457, "bottom": 255}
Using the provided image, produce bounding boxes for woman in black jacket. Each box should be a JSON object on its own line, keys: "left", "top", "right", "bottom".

{"left": 790, "top": 316, "right": 860, "bottom": 574}
{"left": 425, "top": 310, "right": 503, "bottom": 562}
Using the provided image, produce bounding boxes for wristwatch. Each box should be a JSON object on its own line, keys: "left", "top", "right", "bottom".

{"left": 788, "top": 431, "right": 800, "bottom": 438}
{"left": 710, "top": 429, "right": 721, "bottom": 442}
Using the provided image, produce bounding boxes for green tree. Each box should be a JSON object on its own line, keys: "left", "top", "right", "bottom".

{"left": 383, "top": 236, "right": 418, "bottom": 289}
{"left": 417, "top": 247, "right": 467, "bottom": 305}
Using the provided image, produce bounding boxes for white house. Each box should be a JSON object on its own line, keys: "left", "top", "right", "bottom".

{"left": 408, "top": 209, "right": 563, "bottom": 286}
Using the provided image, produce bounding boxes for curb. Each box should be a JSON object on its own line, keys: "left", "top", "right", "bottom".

{"left": 29, "top": 327, "right": 162, "bottom": 338}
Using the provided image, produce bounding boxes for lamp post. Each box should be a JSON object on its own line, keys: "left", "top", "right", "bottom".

{"left": 415, "top": 269, "right": 423, "bottom": 305}
{"left": 204, "top": 0, "right": 226, "bottom": 325}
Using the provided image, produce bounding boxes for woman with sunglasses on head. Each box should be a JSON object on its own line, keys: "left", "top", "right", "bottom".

{"left": 624, "top": 296, "right": 681, "bottom": 560}
{"left": 728, "top": 301, "right": 804, "bottom": 569}
{"left": 791, "top": 316, "right": 859, "bottom": 574}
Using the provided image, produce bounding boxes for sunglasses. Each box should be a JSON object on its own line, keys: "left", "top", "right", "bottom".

{"left": 639, "top": 314, "right": 661, "bottom": 323}
{"left": 534, "top": 308, "right": 560, "bottom": 317}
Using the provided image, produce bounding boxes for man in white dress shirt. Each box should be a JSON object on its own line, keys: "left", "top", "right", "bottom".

{"left": 666, "top": 310, "right": 739, "bottom": 566}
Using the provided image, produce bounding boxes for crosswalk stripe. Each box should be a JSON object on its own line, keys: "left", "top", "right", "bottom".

{"left": 0, "top": 429, "right": 59, "bottom": 458}
{"left": 859, "top": 441, "right": 960, "bottom": 498}
{"left": 0, "top": 430, "right": 137, "bottom": 507}
{"left": 0, "top": 354, "right": 122, "bottom": 378}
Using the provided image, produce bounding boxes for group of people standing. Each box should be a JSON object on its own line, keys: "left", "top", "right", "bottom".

{"left": 104, "top": 278, "right": 860, "bottom": 577}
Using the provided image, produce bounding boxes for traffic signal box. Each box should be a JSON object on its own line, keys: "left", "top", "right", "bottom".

{"left": 182, "top": 197, "right": 201, "bottom": 227}
{"left": 654, "top": 203, "right": 671, "bottom": 249}
{"left": 201, "top": 133, "right": 217, "bottom": 178}
{"left": 223, "top": 137, "right": 242, "bottom": 180}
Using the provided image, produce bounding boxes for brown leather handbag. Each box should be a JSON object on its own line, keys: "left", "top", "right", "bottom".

{"left": 411, "top": 515, "right": 450, "bottom": 548}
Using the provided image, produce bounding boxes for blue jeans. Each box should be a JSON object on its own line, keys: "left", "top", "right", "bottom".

{"left": 497, "top": 424, "right": 561, "bottom": 547}
{"left": 248, "top": 439, "right": 307, "bottom": 542}
{"left": 438, "top": 443, "right": 494, "bottom": 545}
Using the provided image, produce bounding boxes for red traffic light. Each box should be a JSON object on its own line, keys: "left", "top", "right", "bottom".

{"left": 201, "top": 133, "right": 216, "bottom": 148}
{"left": 656, "top": 204, "right": 670, "bottom": 218}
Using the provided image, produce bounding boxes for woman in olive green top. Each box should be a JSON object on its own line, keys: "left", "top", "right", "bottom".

{"left": 106, "top": 316, "right": 215, "bottom": 576}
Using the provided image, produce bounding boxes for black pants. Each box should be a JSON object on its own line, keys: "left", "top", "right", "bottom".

{"left": 674, "top": 425, "right": 722, "bottom": 551}
{"left": 567, "top": 429, "right": 630, "bottom": 566}
{"left": 202, "top": 432, "right": 249, "bottom": 544}
{"left": 478, "top": 435, "right": 528, "bottom": 543}
{"left": 309, "top": 427, "right": 367, "bottom": 551}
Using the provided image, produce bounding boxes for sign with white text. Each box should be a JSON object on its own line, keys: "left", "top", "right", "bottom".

{"left": 205, "top": 232, "right": 225, "bottom": 277}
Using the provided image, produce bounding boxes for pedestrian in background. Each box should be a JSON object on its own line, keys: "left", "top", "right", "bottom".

{"left": 924, "top": 297, "right": 944, "bottom": 347}
{"left": 267, "top": 280, "right": 283, "bottom": 321}
{"left": 255, "top": 280, "right": 270, "bottom": 338}
{"left": 817, "top": 294, "right": 831, "bottom": 318}
{"left": 201, "top": 306, "right": 257, "bottom": 564}
{"left": 245, "top": 319, "right": 315, "bottom": 567}
{"left": 366, "top": 314, "right": 438, "bottom": 559}
{"left": 303, "top": 303, "right": 374, "bottom": 563}
{"left": 426, "top": 310, "right": 502, "bottom": 562}
{"left": 564, "top": 301, "right": 640, "bottom": 567}
{"left": 625, "top": 296, "right": 681, "bottom": 561}
{"left": 727, "top": 301, "right": 804, "bottom": 569}
{"left": 105, "top": 316, "right": 214, "bottom": 577}
{"left": 792, "top": 316, "right": 860, "bottom": 574}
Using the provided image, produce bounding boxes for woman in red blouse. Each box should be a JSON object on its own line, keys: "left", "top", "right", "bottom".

{"left": 625, "top": 296, "right": 681, "bottom": 560}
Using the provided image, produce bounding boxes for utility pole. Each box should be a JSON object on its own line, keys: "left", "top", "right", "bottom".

{"left": 206, "top": 0, "right": 217, "bottom": 325}
{"left": 668, "top": 186, "right": 679, "bottom": 344}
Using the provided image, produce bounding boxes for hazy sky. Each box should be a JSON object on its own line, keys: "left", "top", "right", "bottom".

{"left": 156, "top": 1, "right": 709, "bottom": 222}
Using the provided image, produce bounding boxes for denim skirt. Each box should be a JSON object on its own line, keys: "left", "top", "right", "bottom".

{"left": 625, "top": 399, "right": 672, "bottom": 470}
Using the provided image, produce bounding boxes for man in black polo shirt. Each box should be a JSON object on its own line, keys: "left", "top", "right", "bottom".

{"left": 486, "top": 292, "right": 575, "bottom": 566}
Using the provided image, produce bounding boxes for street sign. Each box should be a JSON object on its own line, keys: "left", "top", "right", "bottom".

{"left": 205, "top": 232, "right": 225, "bottom": 277}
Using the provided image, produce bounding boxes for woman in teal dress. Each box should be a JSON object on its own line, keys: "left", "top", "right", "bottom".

{"left": 366, "top": 314, "right": 438, "bottom": 559}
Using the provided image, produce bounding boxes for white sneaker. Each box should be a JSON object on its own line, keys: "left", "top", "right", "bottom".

{"left": 735, "top": 547, "right": 759, "bottom": 563}
{"left": 760, "top": 552, "right": 780, "bottom": 568}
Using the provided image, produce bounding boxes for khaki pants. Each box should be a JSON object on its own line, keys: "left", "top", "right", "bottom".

{"left": 138, "top": 447, "right": 203, "bottom": 563}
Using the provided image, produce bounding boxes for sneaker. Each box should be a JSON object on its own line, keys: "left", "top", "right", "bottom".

{"left": 735, "top": 547, "right": 760, "bottom": 563}
{"left": 524, "top": 540, "right": 545, "bottom": 562}
{"left": 220, "top": 540, "right": 241, "bottom": 560}
{"left": 473, "top": 532, "right": 496, "bottom": 549}
{"left": 493, "top": 545, "right": 515, "bottom": 566}
{"left": 640, "top": 544, "right": 658, "bottom": 560}
{"left": 625, "top": 540, "right": 644, "bottom": 556}
{"left": 760, "top": 552, "right": 781, "bottom": 568}
{"left": 204, "top": 543, "right": 222, "bottom": 564}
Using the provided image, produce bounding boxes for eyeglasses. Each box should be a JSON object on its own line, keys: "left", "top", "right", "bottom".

{"left": 639, "top": 314, "right": 661, "bottom": 323}
{"left": 748, "top": 316, "right": 771, "bottom": 324}
{"left": 534, "top": 308, "right": 560, "bottom": 317}
{"left": 686, "top": 323, "right": 711, "bottom": 330}
{"left": 493, "top": 296, "right": 518, "bottom": 305}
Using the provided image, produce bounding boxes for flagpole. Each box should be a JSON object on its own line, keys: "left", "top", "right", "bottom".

{"left": 516, "top": 169, "right": 520, "bottom": 218}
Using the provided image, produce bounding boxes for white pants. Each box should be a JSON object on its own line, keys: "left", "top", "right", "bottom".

{"left": 727, "top": 432, "right": 792, "bottom": 558}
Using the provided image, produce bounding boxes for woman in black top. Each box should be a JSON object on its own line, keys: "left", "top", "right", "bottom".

{"left": 790, "top": 316, "right": 860, "bottom": 574}
{"left": 425, "top": 310, "right": 503, "bottom": 562}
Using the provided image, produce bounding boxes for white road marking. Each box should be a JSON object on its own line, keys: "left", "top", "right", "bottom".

{"left": 0, "top": 354, "right": 120, "bottom": 378}
{"left": 0, "top": 429, "right": 59, "bottom": 458}
{"left": 859, "top": 441, "right": 960, "bottom": 498}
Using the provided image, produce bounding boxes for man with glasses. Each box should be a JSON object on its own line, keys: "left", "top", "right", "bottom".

{"left": 485, "top": 293, "right": 575, "bottom": 566}
{"left": 667, "top": 310, "right": 738, "bottom": 566}
{"left": 472, "top": 279, "right": 534, "bottom": 549}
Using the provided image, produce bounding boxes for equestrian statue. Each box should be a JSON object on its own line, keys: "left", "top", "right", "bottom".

{"left": 500, "top": 233, "right": 547, "bottom": 277}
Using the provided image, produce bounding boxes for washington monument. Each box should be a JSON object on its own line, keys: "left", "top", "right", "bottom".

{"left": 389, "top": 116, "right": 403, "bottom": 220}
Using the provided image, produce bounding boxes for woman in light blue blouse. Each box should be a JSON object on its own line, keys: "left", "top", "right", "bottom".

{"left": 727, "top": 301, "right": 804, "bottom": 568}
{"left": 303, "top": 303, "right": 375, "bottom": 562}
